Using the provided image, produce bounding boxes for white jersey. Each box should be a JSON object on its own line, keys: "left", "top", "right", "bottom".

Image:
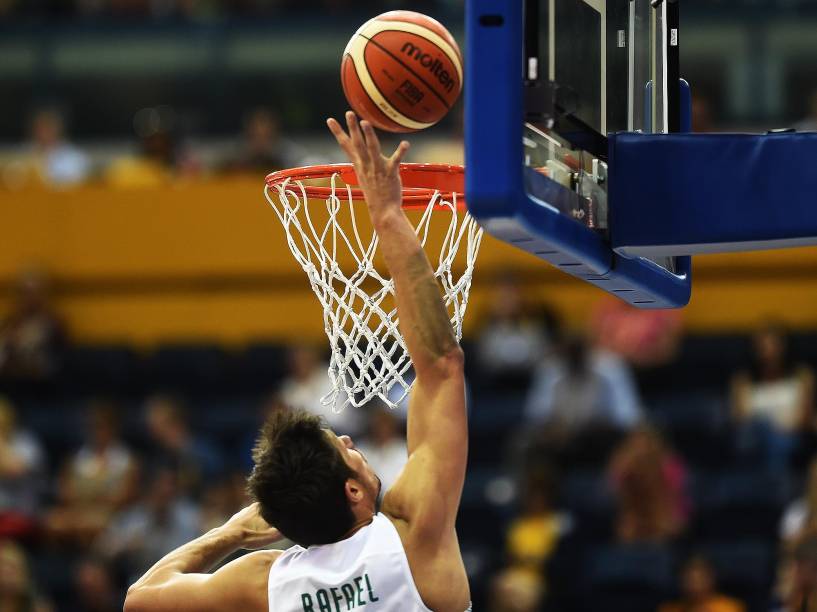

{"left": 268, "top": 513, "right": 432, "bottom": 612}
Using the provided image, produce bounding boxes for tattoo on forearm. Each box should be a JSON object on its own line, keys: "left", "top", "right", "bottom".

{"left": 402, "top": 251, "right": 457, "bottom": 359}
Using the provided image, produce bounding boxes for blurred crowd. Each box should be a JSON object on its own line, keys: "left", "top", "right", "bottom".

{"left": 2, "top": 0, "right": 816, "bottom": 20}
{"left": 0, "top": 270, "right": 412, "bottom": 610}
{"left": 475, "top": 277, "right": 817, "bottom": 612}
{"left": 0, "top": 0, "right": 455, "bottom": 20}
{"left": 1, "top": 1, "right": 817, "bottom": 610}
{"left": 2, "top": 87, "right": 816, "bottom": 191}
{"left": 0, "top": 106, "right": 313, "bottom": 190}
{"left": 1, "top": 267, "right": 817, "bottom": 611}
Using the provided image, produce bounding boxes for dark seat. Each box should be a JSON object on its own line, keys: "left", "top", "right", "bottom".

{"left": 789, "top": 332, "right": 817, "bottom": 370}
{"left": 234, "top": 342, "right": 289, "bottom": 393}
{"left": 62, "top": 345, "right": 141, "bottom": 393}
{"left": 147, "top": 344, "right": 232, "bottom": 393}
{"left": 196, "top": 395, "right": 260, "bottom": 462}
{"left": 586, "top": 544, "right": 674, "bottom": 612}
{"left": 648, "top": 391, "right": 735, "bottom": 467}
{"left": 671, "top": 334, "right": 751, "bottom": 390}
{"left": 16, "top": 397, "right": 85, "bottom": 471}
{"left": 468, "top": 390, "right": 526, "bottom": 465}
{"left": 469, "top": 391, "right": 527, "bottom": 434}
{"left": 458, "top": 467, "right": 512, "bottom": 550}
{"left": 692, "top": 470, "right": 789, "bottom": 539}
{"left": 701, "top": 540, "right": 774, "bottom": 612}
{"left": 559, "top": 471, "right": 615, "bottom": 540}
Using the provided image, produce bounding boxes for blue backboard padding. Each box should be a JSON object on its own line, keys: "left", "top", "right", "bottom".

{"left": 609, "top": 132, "right": 817, "bottom": 256}
{"left": 465, "top": 0, "right": 691, "bottom": 308}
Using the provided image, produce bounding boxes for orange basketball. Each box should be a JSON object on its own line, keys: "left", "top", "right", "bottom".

{"left": 341, "top": 11, "right": 463, "bottom": 133}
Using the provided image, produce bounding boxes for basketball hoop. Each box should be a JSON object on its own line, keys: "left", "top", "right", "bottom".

{"left": 264, "top": 163, "right": 483, "bottom": 411}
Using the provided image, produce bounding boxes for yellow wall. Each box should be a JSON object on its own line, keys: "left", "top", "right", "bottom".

{"left": 2, "top": 179, "right": 816, "bottom": 346}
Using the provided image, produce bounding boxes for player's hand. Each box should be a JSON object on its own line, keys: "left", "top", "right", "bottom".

{"left": 221, "top": 503, "right": 284, "bottom": 550}
{"left": 327, "top": 111, "right": 410, "bottom": 224}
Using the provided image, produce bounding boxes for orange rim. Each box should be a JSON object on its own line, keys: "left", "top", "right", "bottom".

{"left": 265, "top": 163, "right": 465, "bottom": 211}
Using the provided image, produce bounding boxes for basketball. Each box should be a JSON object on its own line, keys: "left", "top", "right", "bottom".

{"left": 341, "top": 11, "right": 463, "bottom": 133}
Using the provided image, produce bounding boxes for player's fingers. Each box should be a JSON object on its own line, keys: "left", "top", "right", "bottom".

{"left": 360, "top": 121, "right": 385, "bottom": 169}
{"left": 326, "top": 118, "right": 356, "bottom": 160}
{"left": 389, "top": 140, "right": 410, "bottom": 168}
{"left": 345, "top": 111, "right": 369, "bottom": 163}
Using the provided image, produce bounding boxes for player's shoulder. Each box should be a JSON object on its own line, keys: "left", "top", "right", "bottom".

{"left": 227, "top": 550, "right": 284, "bottom": 590}
{"left": 198, "top": 549, "right": 285, "bottom": 612}
{"left": 382, "top": 458, "right": 453, "bottom": 535}
{"left": 381, "top": 491, "right": 449, "bottom": 551}
{"left": 243, "top": 548, "right": 285, "bottom": 566}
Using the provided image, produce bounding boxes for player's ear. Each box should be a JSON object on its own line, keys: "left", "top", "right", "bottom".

{"left": 345, "top": 478, "right": 364, "bottom": 504}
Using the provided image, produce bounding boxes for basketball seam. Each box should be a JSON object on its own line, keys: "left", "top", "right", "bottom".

{"left": 344, "top": 53, "right": 408, "bottom": 131}
{"left": 360, "top": 44, "right": 438, "bottom": 125}
{"left": 358, "top": 18, "right": 463, "bottom": 83}
{"left": 359, "top": 48, "right": 419, "bottom": 125}
{"left": 345, "top": 34, "right": 433, "bottom": 130}
{"left": 359, "top": 33, "right": 454, "bottom": 112}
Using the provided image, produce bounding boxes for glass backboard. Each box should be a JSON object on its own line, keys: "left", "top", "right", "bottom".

{"left": 522, "top": 0, "right": 681, "bottom": 273}
{"left": 465, "top": 0, "right": 692, "bottom": 308}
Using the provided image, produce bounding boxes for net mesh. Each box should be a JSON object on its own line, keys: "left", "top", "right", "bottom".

{"left": 264, "top": 169, "right": 483, "bottom": 411}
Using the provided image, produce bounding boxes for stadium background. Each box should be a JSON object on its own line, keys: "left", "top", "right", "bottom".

{"left": 1, "top": 1, "right": 817, "bottom": 611}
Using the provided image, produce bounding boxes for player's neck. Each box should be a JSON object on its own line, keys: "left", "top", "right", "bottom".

{"left": 340, "top": 514, "right": 376, "bottom": 541}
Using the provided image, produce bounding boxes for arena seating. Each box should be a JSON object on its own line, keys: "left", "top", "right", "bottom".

{"left": 4, "top": 331, "right": 814, "bottom": 611}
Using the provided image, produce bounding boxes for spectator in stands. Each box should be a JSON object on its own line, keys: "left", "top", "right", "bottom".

{"left": 490, "top": 468, "right": 566, "bottom": 612}
{"left": 105, "top": 106, "right": 198, "bottom": 188}
{"left": 730, "top": 323, "right": 815, "bottom": 470}
{"left": 224, "top": 108, "right": 301, "bottom": 174}
{"left": 241, "top": 392, "right": 290, "bottom": 472}
{"left": 609, "top": 427, "right": 689, "bottom": 543}
{"left": 280, "top": 344, "right": 362, "bottom": 436}
{"left": 144, "top": 394, "right": 222, "bottom": 496}
{"left": 489, "top": 570, "right": 541, "bottom": 612}
{"left": 11, "top": 108, "right": 90, "bottom": 188}
{"left": 105, "top": 130, "right": 173, "bottom": 187}
{"left": 0, "top": 269, "right": 66, "bottom": 382}
{"left": 198, "top": 471, "right": 249, "bottom": 535}
{"left": 0, "top": 540, "right": 52, "bottom": 612}
{"left": 778, "top": 532, "right": 817, "bottom": 612}
{"left": 782, "top": 458, "right": 817, "bottom": 544}
{"left": 591, "top": 297, "right": 683, "bottom": 368}
{"left": 779, "top": 464, "right": 817, "bottom": 612}
{"left": 96, "top": 467, "right": 200, "bottom": 583}
{"left": 0, "top": 397, "right": 46, "bottom": 539}
{"left": 474, "top": 272, "right": 554, "bottom": 387}
{"left": 357, "top": 406, "right": 406, "bottom": 491}
{"left": 660, "top": 554, "right": 745, "bottom": 612}
{"left": 524, "top": 333, "right": 643, "bottom": 465}
{"left": 73, "top": 556, "right": 120, "bottom": 612}
{"left": 46, "top": 401, "right": 138, "bottom": 547}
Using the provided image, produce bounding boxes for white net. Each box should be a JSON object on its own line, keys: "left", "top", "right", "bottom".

{"left": 264, "top": 168, "right": 483, "bottom": 411}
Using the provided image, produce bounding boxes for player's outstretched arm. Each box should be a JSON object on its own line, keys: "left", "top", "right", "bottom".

{"left": 327, "top": 112, "right": 467, "bottom": 532}
{"left": 124, "top": 503, "right": 282, "bottom": 612}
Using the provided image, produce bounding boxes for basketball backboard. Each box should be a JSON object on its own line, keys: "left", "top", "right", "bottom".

{"left": 465, "top": 0, "right": 692, "bottom": 308}
{"left": 529, "top": 0, "right": 680, "bottom": 149}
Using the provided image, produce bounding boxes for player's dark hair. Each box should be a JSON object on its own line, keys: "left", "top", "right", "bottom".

{"left": 247, "top": 409, "right": 356, "bottom": 547}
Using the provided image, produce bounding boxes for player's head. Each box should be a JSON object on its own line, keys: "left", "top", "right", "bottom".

{"left": 247, "top": 408, "right": 381, "bottom": 547}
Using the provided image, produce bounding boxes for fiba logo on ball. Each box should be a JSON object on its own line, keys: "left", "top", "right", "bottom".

{"left": 399, "top": 42, "right": 456, "bottom": 93}
{"left": 341, "top": 10, "right": 463, "bottom": 132}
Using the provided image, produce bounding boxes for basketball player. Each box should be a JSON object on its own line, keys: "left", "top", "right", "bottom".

{"left": 124, "top": 111, "right": 471, "bottom": 612}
